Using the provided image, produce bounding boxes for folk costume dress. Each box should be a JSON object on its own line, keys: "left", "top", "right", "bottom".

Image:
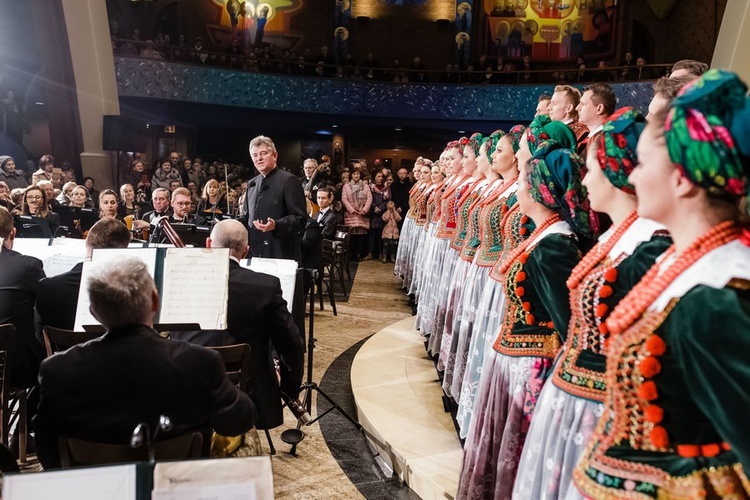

{"left": 574, "top": 70, "right": 750, "bottom": 500}
{"left": 513, "top": 108, "right": 673, "bottom": 500}
{"left": 455, "top": 125, "right": 529, "bottom": 438}
{"left": 440, "top": 174, "right": 490, "bottom": 382}
{"left": 423, "top": 173, "right": 472, "bottom": 347}
{"left": 458, "top": 135, "right": 596, "bottom": 500}
{"left": 394, "top": 179, "right": 423, "bottom": 281}
{"left": 406, "top": 180, "right": 436, "bottom": 297}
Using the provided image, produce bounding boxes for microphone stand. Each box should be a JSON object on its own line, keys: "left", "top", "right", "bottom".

{"left": 280, "top": 269, "right": 361, "bottom": 456}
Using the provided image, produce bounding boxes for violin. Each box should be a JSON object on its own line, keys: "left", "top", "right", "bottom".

{"left": 131, "top": 204, "right": 150, "bottom": 241}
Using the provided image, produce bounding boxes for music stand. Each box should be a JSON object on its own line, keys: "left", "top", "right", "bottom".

{"left": 56, "top": 206, "right": 99, "bottom": 238}
{"left": 171, "top": 224, "right": 210, "bottom": 248}
{"left": 13, "top": 215, "right": 52, "bottom": 238}
{"left": 280, "top": 269, "right": 361, "bottom": 455}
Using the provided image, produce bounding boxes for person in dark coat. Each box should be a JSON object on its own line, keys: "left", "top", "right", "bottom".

{"left": 0, "top": 206, "right": 45, "bottom": 389}
{"left": 389, "top": 167, "right": 413, "bottom": 230}
{"left": 33, "top": 257, "right": 256, "bottom": 469}
{"left": 240, "top": 135, "right": 307, "bottom": 262}
{"left": 203, "top": 219, "right": 305, "bottom": 430}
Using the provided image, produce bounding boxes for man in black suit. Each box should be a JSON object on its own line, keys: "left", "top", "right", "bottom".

{"left": 203, "top": 220, "right": 304, "bottom": 429}
{"left": 0, "top": 206, "right": 46, "bottom": 389}
{"left": 36, "top": 218, "right": 132, "bottom": 332}
{"left": 301, "top": 187, "right": 339, "bottom": 271}
{"left": 33, "top": 257, "right": 256, "bottom": 469}
{"left": 241, "top": 135, "right": 307, "bottom": 262}
{"left": 133, "top": 187, "right": 172, "bottom": 242}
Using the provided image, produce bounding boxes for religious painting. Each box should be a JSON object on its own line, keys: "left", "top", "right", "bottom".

{"left": 209, "top": 0, "right": 304, "bottom": 50}
{"left": 482, "top": 0, "right": 617, "bottom": 61}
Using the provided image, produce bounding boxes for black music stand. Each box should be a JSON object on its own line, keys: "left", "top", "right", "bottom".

{"left": 13, "top": 215, "right": 52, "bottom": 239}
{"left": 56, "top": 206, "right": 99, "bottom": 238}
{"left": 171, "top": 224, "right": 211, "bottom": 248}
{"left": 280, "top": 269, "right": 361, "bottom": 455}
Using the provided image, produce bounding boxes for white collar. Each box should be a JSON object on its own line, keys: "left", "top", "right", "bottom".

{"left": 601, "top": 217, "right": 666, "bottom": 262}
{"left": 649, "top": 240, "right": 750, "bottom": 312}
{"left": 588, "top": 123, "right": 604, "bottom": 137}
{"left": 527, "top": 220, "right": 574, "bottom": 252}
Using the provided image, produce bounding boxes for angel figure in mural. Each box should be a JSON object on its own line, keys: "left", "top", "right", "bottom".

{"left": 226, "top": 0, "right": 246, "bottom": 36}
{"left": 255, "top": 6, "right": 269, "bottom": 47}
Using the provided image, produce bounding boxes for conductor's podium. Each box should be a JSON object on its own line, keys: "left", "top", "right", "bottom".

{"left": 351, "top": 317, "right": 462, "bottom": 500}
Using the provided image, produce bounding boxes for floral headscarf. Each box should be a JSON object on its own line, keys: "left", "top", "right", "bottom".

{"left": 507, "top": 124, "right": 527, "bottom": 154}
{"left": 526, "top": 115, "right": 577, "bottom": 154}
{"left": 527, "top": 140, "right": 599, "bottom": 239}
{"left": 595, "top": 107, "right": 646, "bottom": 194}
{"left": 665, "top": 69, "right": 750, "bottom": 201}
{"left": 485, "top": 129, "right": 506, "bottom": 157}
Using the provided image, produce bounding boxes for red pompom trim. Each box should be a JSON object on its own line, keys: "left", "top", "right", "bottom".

{"left": 526, "top": 313, "right": 535, "bottom": 325}
{"left": 638, "top": 380, "right": 659, "bottom": 401}
{"left": 598, "top": 322, "right": 609, "bottom": 335}
{"left": 701, "top": 443, "right": 721, "bottom": 457}
{"left": 520, "top": 227, "right": 529, "bottom": 236}
{"left": 640, "top": 356, "right": 662, "bottom": 378}
{"left": 546, "top": 321, "right": 555, "bottom": 329}
{"left": 722, "top": 442, "right": 732, "bottom": 451}
{"left": 645, "top": 335, "right": 667, "bottom": 356}
{"left": 521, "top": 215, "right": 529, "bottom": 224}
{"left": 596, "top": 303, "right": 609, "bottom": 318}
{"left": 650, "top": 426, "right": 669, "bottom": 448}
{"left": 599, "top": 285, "right": 613, "bottom": 298}
{"left": 677, "top": 444, "right": 700, "bottom": 458}
{"left": 644, "top": 404, "right": 663, "bottom": 423}
{"left": 519, "top": 253, "right": 529, "bottom": 264}
{"left": 522, "top": 301, "right": 532, "bottom": 312}
{"left": 516, "top": 271, "right": 527, "bottom": 282}
{"left": 517, "top": 286, "right": 525, "bottom": 297}
{"left": 604, "top": 268, "right": 618, "bottom": 282}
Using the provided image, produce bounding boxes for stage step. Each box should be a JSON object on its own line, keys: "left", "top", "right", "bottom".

{"left": 351, "top": 317, "right": 462, "bottom": 500}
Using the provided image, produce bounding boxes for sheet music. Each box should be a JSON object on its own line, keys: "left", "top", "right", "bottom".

{"left": 153, "top": 457, "right": 273, "bottom": 500}
{"left": 73, "top": 248, "right": 159, "bottom": 331}
{"left": 44, "top": 239, "right": 87, "bottom": 276}
{"left": 152, "top": 482, "right": 257, "bottom": 500}
{"left": 158, "top": 248, "right": 230, "bottom": 329}
{"left": 241, "top": 257, "right": 298, "bottom": 313}
{"left": 3, "top": 464, "right": 137, "bottom": 500}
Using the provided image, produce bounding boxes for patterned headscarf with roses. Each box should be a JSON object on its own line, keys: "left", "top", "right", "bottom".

{"left": 595, "top": 107, "right": 646, "bottom": 195}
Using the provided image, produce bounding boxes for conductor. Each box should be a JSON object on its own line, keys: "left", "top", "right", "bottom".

{"left": 241, "top": 135, "right": 307, "bottom": 262}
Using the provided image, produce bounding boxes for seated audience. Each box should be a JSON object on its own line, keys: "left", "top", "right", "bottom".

{"left": 56, "top": 181, "right": 76, "bottom": 206}
{"left": 0, "top": 156, "right": 29, "bottom": 191}
{"left": 36, "top": 218, "right": 131, "bottom": 332}
{"left": 31, "top": 155, "right": 56, "bottom": 185}
{"left": 33, "top": 256, "right": 257, "bottom": 469}
{"left": 151, "top": 158, "right": 182, "bottom": 191}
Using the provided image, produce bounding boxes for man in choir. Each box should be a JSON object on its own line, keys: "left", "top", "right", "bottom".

{"left": 0, "top": 206, "right": 46, "bottom": 390}
{"left": 548, "top": 84, "right": 589, "bottom": 153}
{"left": 646, "top": 75, "right": 694, "bottom": 120}
{"left": 241, "top": 135, "right": 307, "bottom": 261}
{"left": 576, "top": 83, "right": 616, "bottom": 141}
{"left": 204, "top": 219, "right": 304, "bottom": 430}
{"left": 669, "top": 59, "right": 708, "bottom": 79}
{"left": 36, "top": 218, "right": 132, "bottom": 332}
{"left": 33, "top": 257, "right": 257, "bottom": 469}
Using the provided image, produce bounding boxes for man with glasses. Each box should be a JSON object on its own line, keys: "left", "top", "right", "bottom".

{"left": 147, "top": 187, "right": 195, "bottom": 244}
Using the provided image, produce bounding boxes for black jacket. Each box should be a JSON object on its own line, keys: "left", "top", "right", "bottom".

{"left": 36, "top": 262, "right": 84, "bottom": 332}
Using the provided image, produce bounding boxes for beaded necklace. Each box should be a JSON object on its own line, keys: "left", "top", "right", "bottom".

{"left": 606, "top": 220, "right": 740, "bottom": 335}
{"left": 566, "top": 210, "right": 639, "bottom": 290}
{"left": 499, "top": 213, "right": 562, "bottom": 275}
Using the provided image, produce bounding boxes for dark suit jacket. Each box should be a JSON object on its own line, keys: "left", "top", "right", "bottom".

{"left": 175, "top": 261, "right": 304, "bottom": 429}
{"left": 33, "top": 325, "right": 257, "bottom": 469}
{"left": 241, "top": 167, "right": 307, "bottom": 261}
{"left": 36, "top": 262, "right": 84, "bottom": 332}
{"left": 300, "top": 209, "right": 338, "bottom": 270}
{"left": 0, "top": 247, "right": 46, "bottom": 388}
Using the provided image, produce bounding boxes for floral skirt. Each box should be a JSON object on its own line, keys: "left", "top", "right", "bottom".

{"left": 394, "top": 216, "right": 415, "bottom": 280}
{"left": 457, "top": 351, "right": 550, "bottom": 500}
{"left": 513, "top": 381, "right": 603, "bottom": 500}
{"left": 415, "top": 235, "right": 450, "bottom": 335}
{"left": 455, "top": 276, "right": 507, "bottom": 439}
{"left": 444, "top": 262, "right": 491, "bottom": 401}
{"left": 426, "top": 248, "right": 460, "bottom": 359}
{"left": 441, "top": 258, "right": 480, "bottom": 398}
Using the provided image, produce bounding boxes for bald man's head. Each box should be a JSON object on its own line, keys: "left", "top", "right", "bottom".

{"left": 208, "top": 219, "right": 249, "bottom": 260}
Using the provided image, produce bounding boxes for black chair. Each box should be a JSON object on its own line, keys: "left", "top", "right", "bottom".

{"left": 320, "top": 240, "right": 341, "bottom": 316}
{"left": 333, "top": 226, "right": 351, "bottom": 288}
{"left": 42, "top": 326, "right": 104, "bottom": 357}
{"left": 58, "top": 432, "right": 204, "bottom": 467}
{"left": 0, "top": 324, "right": 30, "bottom": 465}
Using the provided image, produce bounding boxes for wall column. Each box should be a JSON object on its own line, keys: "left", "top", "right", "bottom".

{"left": 60, "top": 0, "right": 120, "bottom": 188}
{"left": 712, "top": 0, "right": 750, "bottom": 82}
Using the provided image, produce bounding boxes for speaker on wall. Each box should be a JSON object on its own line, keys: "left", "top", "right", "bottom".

{"left": 103, "top": 115, "right": 148, "bottom": 152}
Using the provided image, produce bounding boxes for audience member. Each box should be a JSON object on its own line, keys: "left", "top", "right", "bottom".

{"left": 33, "top": 257, "right": 257, "bottom": 469}
{"left": 240, "top": 135, "right": 307, "bottom": 261}
{"left": 0, "top": 205, "right": 45, "bottom": 389}
{"left": 83, "top": 177, "right": 99, "bottom": 209}
{"left": 31, "top": 155, "right": 55, "bottom": 185}
{"left": 381, "top": 199, "right": 401, "bottom": 263}
{"left": 151, "top": 158, "right": 182, "bottom": 191}
{"left": 36, "top": 218, "right": 131, "bottom": 332}
{"left": 204, "top": 219, "right": 304, "bottom": 429}
{"left": 368, "top": 171, "right": 390, "bottom": 261}
{"left": 0, "top": 156, "right": 29, "bottom": 191}
{"left": 342, "top": 168, "right": 372, "bottom": 261}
